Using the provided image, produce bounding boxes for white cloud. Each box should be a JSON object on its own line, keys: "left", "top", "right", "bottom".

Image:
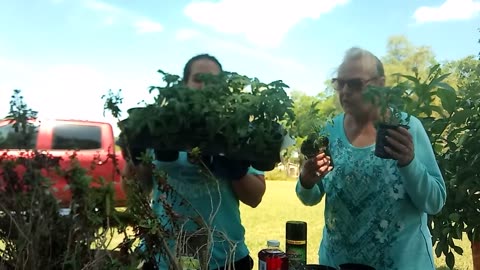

{"left": 175, "top": 28, "right": 202, "bottom": 41}
{"left": 84, "top": 0, "right": 122, "bottom": 13}
{"left": 174, "top": 28, "right": 308, "bottom": 72}
{"left": 172, "top": 28, "right": 330, "bottom": 95}
{"left": 83, "top": 0, "right": 164, "bottom": 33}
{"left": 184, "top": 0, "right": 349, "bottom": 48}
{"left": 134, "top": 18, "right": 164, "bottom": 33}
{"left": 413, "top": 0, "right": 480, "bottom": 23}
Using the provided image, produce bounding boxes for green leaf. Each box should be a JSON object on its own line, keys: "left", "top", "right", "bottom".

{"left": 449, "top": 213, "right": 460, "bottom": 222}
{"left": 451, "top": 109, "right": 476, "bottom": 124}
{"left": 436, "top": 88, "right": 457, "bottom": 114}
{"left": 453, "top": 245, "right": 464, "bottom": 255}
{"left": 446, "top": 251, "right": 455, "bottom": 269}
{"left": 435, "top": 241, "right": 444, "bottom": 258}
{"left": 429, "top": 73, "right": 451, "bottom": 87}
{"left": 436, "top": 82, "right": 457, "bottom": 93}
{"left": 397, "top": 74, "right": 418, "bottom": 83}
{"left": 430, "top": 118, "right": 448, "bottom": 135}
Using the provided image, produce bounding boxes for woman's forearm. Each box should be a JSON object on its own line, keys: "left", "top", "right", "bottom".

{"left": 231, "top": 174, "right": 266, "bottom": 208}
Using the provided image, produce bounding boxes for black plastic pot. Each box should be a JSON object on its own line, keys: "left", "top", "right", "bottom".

{"left": 250, "top": 160, "right": 277, "bottom": 171}
{"left": 305, "top": 265, "right": 336, "bottom": 270}
{"left": 339, "top": 263, "right": 375, "bottom": 270}
{"left": 153, "top": 149, "right": 179, "bottom": 162}
{"left": 375, "top": 123, "right": 410, "bottom": 159}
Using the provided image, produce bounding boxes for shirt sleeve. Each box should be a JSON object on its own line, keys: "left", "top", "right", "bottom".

{"left": 248, "top": 166, "right": 264, "bottom": 175}
{"left": 399, "top": 116, "right": 446, "bottom": 215}
{"left": 295, "top": 177, "right": 325, "bottom": 206}
{"left": 294, "top": 115, "right": 339, "bottom": 206}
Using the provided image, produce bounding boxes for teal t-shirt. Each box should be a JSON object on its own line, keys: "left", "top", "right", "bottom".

{"left": 150, "top": 151, "right": 263, "bottom": 269}
{"left": 296, "top": 113, "right": 446, "bottom": 270}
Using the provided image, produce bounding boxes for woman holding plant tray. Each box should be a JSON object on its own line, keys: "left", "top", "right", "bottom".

{"left": 296, "top": 47, "right": 446, "bottom": 270}
{"left": 123, "top": 54, "right": 265, "bottom": 270}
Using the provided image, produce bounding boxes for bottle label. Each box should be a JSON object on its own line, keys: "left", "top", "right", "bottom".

{"left": 259, "top": 260, "right": 266, "bottom": 270}
{"left": 286, "top": 244, "right": 306, "bottom": 270}
{"left": 286, "top": 240, "right": 306, "bottom": 245}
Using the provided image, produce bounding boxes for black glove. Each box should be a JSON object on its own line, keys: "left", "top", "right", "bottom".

{"left": 154, "top": 149, "right": 179, "bottom": 162}
{"left": 211, "top": 155, "right": 250, "bottom": 181}
{"left": 117, "top": 135, "right": 145, "bottom": 166}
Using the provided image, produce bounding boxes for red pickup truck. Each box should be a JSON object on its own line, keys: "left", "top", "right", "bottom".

{"left": 0, "top": 118, "right": 127, "bottom": 207}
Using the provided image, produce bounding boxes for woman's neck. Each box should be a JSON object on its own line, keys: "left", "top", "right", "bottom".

{"left": 345, "top": 111, "right": 376, "bottom": 128}
{"left": 344, "top": 112, "right": 377, "bottom": 147}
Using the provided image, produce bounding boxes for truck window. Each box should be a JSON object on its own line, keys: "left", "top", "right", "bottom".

{"left": 52, "top": 124, "right": 102, "bottom": 150}
{"left": 0, "top": 123, "right": 38, "bottom": 149}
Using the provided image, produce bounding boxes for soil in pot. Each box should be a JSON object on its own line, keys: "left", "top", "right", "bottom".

{"left": 300, "top": 136, "right": 334, "bottom": 168}
{"left": 375, "top": 124, "right": 409, "bottom": 159}
{"left": 305, "top": 264, "right": 337, "bottom": 270}
{"left": 339, "top": 263, "right": 375, "bottom": 270}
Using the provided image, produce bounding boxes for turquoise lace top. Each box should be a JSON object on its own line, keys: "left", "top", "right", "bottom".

{"left": 296, "top": 113, "right": 446, "bottom": 270}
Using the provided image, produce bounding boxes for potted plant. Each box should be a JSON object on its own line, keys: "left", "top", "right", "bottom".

{"left": 300, "top": 132, "right": 332, "bottom": 165}
{"left": 361, "top": 84, "right": 410, "bottom": 159}
{"left": 118, "top": 69, "right": 295, "bottom": 172}
{"left": 298, "top": 101, "right": 335, "bottom": 167}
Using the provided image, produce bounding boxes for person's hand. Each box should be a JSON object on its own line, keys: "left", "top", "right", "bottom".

{"left": 211, "top": 155, "right": 250, "bottom": 181}
{"left": 385, "top": 127, "right": 414, "bottom": 167}
{"left": 300, "top": 152, "right": 333, "bottom": 189}
{"left": 117, "top": 134, "right": 146, "bottom": 166}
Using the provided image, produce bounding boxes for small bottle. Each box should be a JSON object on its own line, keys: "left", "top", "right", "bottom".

{"left": 258, "top": 240, "right": 288, "bottom": 270}
{"left": 286, "top": 221, "right": 307, "bottom": 270}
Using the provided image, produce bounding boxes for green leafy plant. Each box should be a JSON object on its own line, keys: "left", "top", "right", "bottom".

{"left": 361, "top": 82, "right": 411, "bottom": 159}
{"left": 362, "top": 84, "right": 408, "bottom": 126}
{"left": 118, "top": 69, "right": 295, "bottom": 171}
{"left": 298, "top": 101, "right": 334, "bottom": 166}
{"left": 0, "top": 90, "right": 133, "bottom": 269}
{"left": 104, "top": 89, "right": 248, "bottom": 270}
{"left": 417, "top": 63, "right": 480, "bottom": 269}
{"left": 385, "top": 61, "right": 479, "bottom": 270}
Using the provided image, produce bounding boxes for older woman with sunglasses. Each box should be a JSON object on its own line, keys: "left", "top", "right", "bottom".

{"left": 295, "top": 47, "right": 446, "bottom": 270}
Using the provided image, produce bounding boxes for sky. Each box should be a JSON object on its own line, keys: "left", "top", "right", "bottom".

{"left": 0, "top": 0, "right": 479, "bottom": 134}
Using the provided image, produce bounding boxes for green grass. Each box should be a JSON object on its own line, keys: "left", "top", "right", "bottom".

{"left": 240, "top": 181, "right": 473, "bottom": 270}
{"left": 17, "top": 180, "right": 467, "bottom": 269}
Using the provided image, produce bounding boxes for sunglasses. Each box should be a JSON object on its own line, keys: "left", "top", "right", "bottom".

{"left": 332, "top": 77, "right": 376, "bottom": 91}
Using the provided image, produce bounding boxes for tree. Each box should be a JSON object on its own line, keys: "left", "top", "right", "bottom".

{"left": 443, "top": 55, "right": 480, "bottom": 89}
{"left": 382, "top": 35, "right": 438, "bottom": 86}
{"left": 428, "top": 30, "right": 480, "bottom": 270}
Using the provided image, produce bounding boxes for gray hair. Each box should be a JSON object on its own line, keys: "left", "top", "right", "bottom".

{"left": 340, "top": 47, "right": 385, "bottom": 77}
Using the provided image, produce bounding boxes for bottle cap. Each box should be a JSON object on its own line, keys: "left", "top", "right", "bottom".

{"left": 286, "top": 221, "right": 307, "bottom": 241}
{"left": 267, "top": 240, "right": 280, "bottom": 247}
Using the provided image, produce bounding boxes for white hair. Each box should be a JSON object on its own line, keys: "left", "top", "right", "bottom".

{"left": 340, "top": 47, "right": 385, "bottom": 77}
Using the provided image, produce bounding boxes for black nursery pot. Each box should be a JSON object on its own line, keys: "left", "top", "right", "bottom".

{"left": 305, "top": 264, "right": 337, "bottom": 270}
{"left": 375, "top": 123, "right": 410, "bottom": 159}
{"left": 153, "top": 149, "right": 179, "bottom": 162}
{"left": 250, "top": 160, "right": 278, "bottom": 172}
{"left": 339, "top": 263, "right": 375, "bottom": 270}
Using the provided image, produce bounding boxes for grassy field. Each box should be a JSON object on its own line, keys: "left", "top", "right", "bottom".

{"left": 240, "top": 180, "right": 473, "bottom": 270}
